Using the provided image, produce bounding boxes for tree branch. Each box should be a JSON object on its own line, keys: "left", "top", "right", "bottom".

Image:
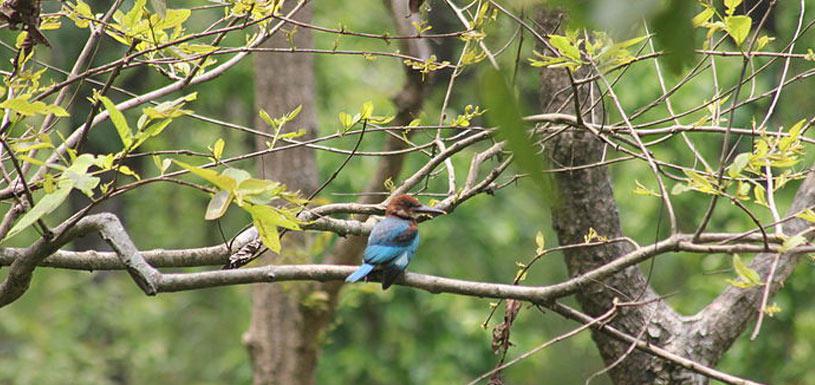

{"left": 691, "top": 170, "right": 815, "bottom": 363}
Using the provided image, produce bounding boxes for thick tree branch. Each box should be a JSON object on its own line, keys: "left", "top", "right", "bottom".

{"left": 691, "top": 170, "right": 815, "bottom": 364}
{"left": 0, "top": 213, "right": 161, "bottom": 306}
{"left": 549, "top": 303, "right": 764, "bottom": 385}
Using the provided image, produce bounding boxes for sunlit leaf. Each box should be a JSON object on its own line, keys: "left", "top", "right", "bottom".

{"left": 99, "top": 95, "right": 133, "bottom": 148}
{"left": 728, "top": 254, "right": 762, "bottom": 288}
{"left": 3, "top": 186, "right": 71, "bottom": 241}
{"left": 211, "top": 138, "right": 225, "bottom": 160}
{"left": 174, "top": 161, "right": 236, "bottom": 191}
{"left": 535, "top": 231, "right": 545, "bottom": 254}
{"left": 205, "top": 190, "right": 232, "bottom": 220}
{"left": 0, "top": 96, "right": 69, "bottom": 118}
{"left": 781, "top": 234, "right": 807, "bottom": 253}
{"left": 724, "top": 15, "right": 752, "bottom": 46}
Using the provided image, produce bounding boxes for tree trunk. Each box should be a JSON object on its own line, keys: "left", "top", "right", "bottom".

{"left": 536, "top": 9, "right": 699, "bottom": 385}
{"left": 244, "top": 5, "right": 322, "bottom": 385}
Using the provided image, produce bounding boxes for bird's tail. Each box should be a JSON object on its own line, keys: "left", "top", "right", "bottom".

{"left": 345, "top": 263, "right": 375, "bottom": 283}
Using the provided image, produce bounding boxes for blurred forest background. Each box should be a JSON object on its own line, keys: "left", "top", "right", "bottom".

{"left": 1, "top": 1, "right": 814, "bottom": 384}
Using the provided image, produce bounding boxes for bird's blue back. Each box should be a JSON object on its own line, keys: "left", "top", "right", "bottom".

{"left": 363, "top": 216, "right": 419, "bottom": 269}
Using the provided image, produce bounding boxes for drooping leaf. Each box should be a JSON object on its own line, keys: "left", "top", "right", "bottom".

{"left": 0, "top": 96, "right": 69, "bottom": 118}
{"left": 796, "top": 209, "right": 815, "bottom": 223}
{"left": 727, "top": 254, "right": 762, "bottom": 288}
{"left": 174, "top": 161, "right": 237, "bottom": 192}
{"left": 781, "top": 234, "right": 807, "bottom": 252}
{"left": 692, "top": 5, "right": 715, "bottom": 27}
{"left": 246, "top": 205, "right": 282, "bottom": 253}
{"left": 3, "top": 186, "right": 71, "bottom": 241}
{"left": 99, "top": 95, "right": 133, "bottom": 148}
{"left": 205, "top": 190, "right": 232, "bottom": 220}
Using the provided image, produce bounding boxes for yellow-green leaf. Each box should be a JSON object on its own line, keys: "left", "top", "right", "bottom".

{"left": 548, "top": 34, "right": 580, "bottom": 61}
{"left": 99, "top": 95, "right": 132, "bottom": 148}
{"left": 725, "top": 15, "right": 752, "bottom": 46}
{"left": 731, "top": 254, "right": 762, "bottom": 287}
{"left": 0, "top": 96, "right": 69, "bottom": 118}
{"left": 211, "top": 138, "right": 225, "bottom": 160}
{"left": 535, "top": 231, "right": 545, "bottom": 254}
{"left": 360, "top": 101, "right": 374, "bottom": 120}
{"left": 692, "top": 6, "right": 715, "bottom": 27}
{"left": 724, "top": 0, "right": 743, "bottom": 16}
{"left": 781, "top": 234, "right": 807, "bottom": 252}
{"left": 796, "top": 209, "right": 815, "bottom": 223}
{"left": 174, "top": 161, "right": 236, "bottom": 192}
{"left": 3, "top": 187, "right": 71, "bottom": 242}
{"left": 205, "top": 190, "right": 232, "bottom": 220}
{"left": 247, "top": 205, "right": 282, "bottom": 253}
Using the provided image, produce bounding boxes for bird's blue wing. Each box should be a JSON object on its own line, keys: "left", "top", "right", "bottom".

{"left": 363, "top": 217, "right": 418, "bottom": 265}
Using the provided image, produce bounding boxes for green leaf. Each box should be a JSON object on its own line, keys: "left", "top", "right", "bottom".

{"left": 235, "top": 178, "right": 282, "bottom": 205}
{"left": 724, "top": 0, "right": 743, "bottom": 16}
{"left": 221, "top": 168, "right": 251, "bottom": 186}
{"left": 148, "top": 0, "right": 166, "bottom": 17}
{"left": 66, "top": 0, "right": 93, "bottom": 28}
{"left": 730, "top": 254, "right": 762, "bottom": 287}
{"left": 753, "top": 184, "right": 768, "bottom": 207}
{"left": 246, "top": 205, "right": 282, "bottom": 253}
{"left": 671, "top": 183, "right": 692, "bottom": 195}
{"left": 205, "top": 190, "right": 232, "bottom": 220}
{"left": 174, "top": 161, "right": 236, "bottom": 192}
{"left": 796, "top": 209, "right": 815, "bottom": 223}
{"left": 99, "top": 95, "right": 133, "bottom": 148}
{"left": 692, "top": 5, "right": 715, "bottom": 27}
{"left": 779, "top": 119, "right": 805, "bottom": 152}
{"left": 548, "top": 34, "right": 580, "bottom": 61}
{"left": 211, "top": 138, "right": 225, "bottom": 160}
{"left": 3, "top": 186, "right": 71, "bottom": 241}
{"left": 0, "top": 96, "right": 69, "bottom": 117}
{"left": 286, "top": 105, "right": 302, "bottom": 121}
{"left": 115, "top": 165, "right": 140, "bottom": 180}
{"left": 755, "top": 35, "right": 773, "bottom": 50}
{"left": 338, "top": 111, "right": 356, "bottom": 130}
{"left": 153, "top": 8, "right": 191, "bottom": 30}
{"left": 535, "top": 231, "right": 545, "bottom": 254}
{"left": 259, "top": 109, "right": 275, "bottom": 127}
{"left": 781, "top": 234, "right": 807, "bottom": 252}
{"left": 360, "top": 101, "right": 374, "bottom": 120}
{"left": 480, "top": 68, "right": 553, "bottom": 203}
{"left": 728, "top": 153, "right": 751, "bottom": 178}
{"left": 633, "top": 179, "right": 661, "bottom": 197}
{"left": 684, "top": 169, "right": 718, "bottom": 194}
{"left": 725, "top": 15, "right": 752, "bottom": 46}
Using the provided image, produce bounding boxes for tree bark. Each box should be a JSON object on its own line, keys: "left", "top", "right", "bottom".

{"left": 537, "top": 9, "right": 696, "bottom": 385}
{"left": 244, "top": 5, "right": 322, "bottom": 385}
{"left": 537, "top": 6, "right": 815, "bottom": 384}
{"left": 242, "top": 3, "right": 429, "bottom": 384}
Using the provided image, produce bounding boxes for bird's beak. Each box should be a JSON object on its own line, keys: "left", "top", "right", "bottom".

{"left": 414, "top": 205, "right": 446, "bottom": 216}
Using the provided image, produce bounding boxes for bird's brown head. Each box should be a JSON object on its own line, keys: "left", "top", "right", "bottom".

{"left": 385, "top": 194, "right": 446, "bottom": 220}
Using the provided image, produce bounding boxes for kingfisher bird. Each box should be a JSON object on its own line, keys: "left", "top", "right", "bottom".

{"left": 345, "top": 194, "right": 445, "bottom": 289}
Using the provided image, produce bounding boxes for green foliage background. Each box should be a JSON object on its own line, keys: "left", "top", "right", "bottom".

{"left": 1, "top": 1, "right": 815, "bottom": 384}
